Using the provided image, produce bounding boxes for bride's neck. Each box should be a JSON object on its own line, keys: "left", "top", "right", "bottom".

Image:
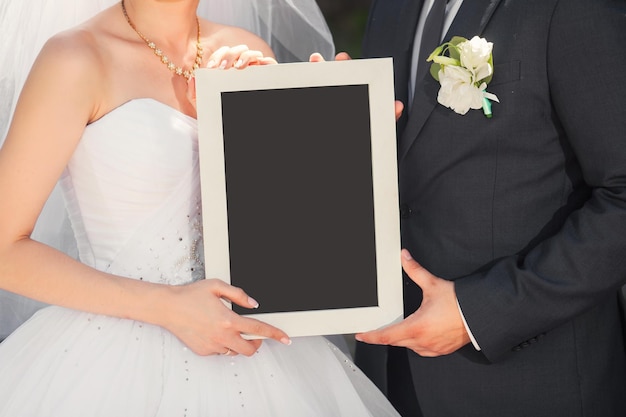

{"left": 121, "top": 0, "right": 200, "bottom": 47}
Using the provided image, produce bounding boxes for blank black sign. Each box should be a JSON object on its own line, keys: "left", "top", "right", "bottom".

{"left": 221, "top": 85, "right": 379, "bottom": 315}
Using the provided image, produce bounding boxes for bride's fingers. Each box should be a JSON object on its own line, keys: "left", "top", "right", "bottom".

{"left": 224, "top": 336, "right": 264, "bottom": 357}
{"left": 236, "top": 315, "right": 291, "bottom": 347}
{"left": 186, "top": 76, "right": 197, "bottom": 106}
{"left": 209, "top": 44, "right": 251, "bottom": 69}
{"left": 212, "top": 280, "right": 260, "bottom": 310}
{"left": 219, "top": 346, "right": 240, "bottom": 357}
{"left": 207, "top": 45, "right": 275, "bottom": 70}
{"left": 256, "top": 56, "right": 277, "bottom": 66}
{"left": 309, "top": 52, "right": 325, "bottom": 62}
{"left": 210, "top": 282, "right": 290, "bottom": 344}
{"left": 233, "top": 50, "right": 268, "bottom": 68}
{"left": 219, "top": 44, "right": 251, "bottom": 69}
{"left": 206, "top": 45, "right": 232, "bottom": 68}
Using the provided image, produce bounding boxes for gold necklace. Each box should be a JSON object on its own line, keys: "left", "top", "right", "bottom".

{"left": 121, "top": 0, "right": 203, "bottom": 80}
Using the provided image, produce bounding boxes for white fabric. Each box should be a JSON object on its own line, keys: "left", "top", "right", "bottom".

{"left": 197, "top": 0, "right": 335, "bottom": 63}
{"left": 0, "top": 99, "right": 398, "bottom": 416}
{"left": 0, "top": 0, "right": 335, "bottom": 339}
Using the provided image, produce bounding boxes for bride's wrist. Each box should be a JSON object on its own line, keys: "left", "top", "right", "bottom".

{"left": 130, "top": 281, "right": 179, "bottom": 329}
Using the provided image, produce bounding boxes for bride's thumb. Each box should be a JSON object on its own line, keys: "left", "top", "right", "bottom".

{"left": 186, "top": 76, "right": 197, "bottom": 107}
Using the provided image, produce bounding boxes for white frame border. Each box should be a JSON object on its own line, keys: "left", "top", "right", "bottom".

{"left": 195, "top": 58, "right": 402, "bottom": 337}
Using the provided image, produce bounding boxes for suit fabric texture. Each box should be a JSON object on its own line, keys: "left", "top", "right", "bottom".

{"left": 357, "top": 0, "right": 626, "bottom": 416}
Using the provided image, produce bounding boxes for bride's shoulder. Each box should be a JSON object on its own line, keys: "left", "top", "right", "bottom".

{"left": 25, "top": 16, "right": 116, "bottom": 115}
{"left": 37, "top": 25, "right": 108, "bottom": 79}
{"left": 37, "top": 7, "right": 125, "bottom": 77}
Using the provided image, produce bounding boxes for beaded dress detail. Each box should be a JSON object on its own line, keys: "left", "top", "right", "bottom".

{"left": 0, "top": 99, "right": 399, "bottom": 417}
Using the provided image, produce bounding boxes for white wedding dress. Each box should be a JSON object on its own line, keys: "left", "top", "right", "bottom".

{"left": 0, "top": 99, "right": 398, "bottom": 417}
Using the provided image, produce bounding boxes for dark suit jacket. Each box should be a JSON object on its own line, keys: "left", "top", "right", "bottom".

{"left": 358, "top": 0, "right": 626, "bottom": 416}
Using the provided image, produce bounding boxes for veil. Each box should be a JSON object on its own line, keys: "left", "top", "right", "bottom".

{"left": 197, "top": 0, "right": 335, "bottom": 63}
{"left": 0, "top": 0, "right": 335, "bottom": 340}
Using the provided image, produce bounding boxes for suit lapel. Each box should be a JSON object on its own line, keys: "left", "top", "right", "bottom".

{"left": 398, "top": 0, "right": 503, "bottom": 162}
{"left": 446, "top": 0, "right": 502, "bottom": 41}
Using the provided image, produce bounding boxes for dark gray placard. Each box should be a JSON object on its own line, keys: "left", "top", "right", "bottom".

{"left": 220, "top": 85, "right": 379, "bottom": 315}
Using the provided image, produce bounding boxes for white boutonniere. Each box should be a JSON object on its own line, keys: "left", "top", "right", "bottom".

{"left": 427, "top": 36, "right": 499, "bottom": 118}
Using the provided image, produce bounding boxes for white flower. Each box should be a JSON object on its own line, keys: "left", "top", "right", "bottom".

{"left": 427, "top": 35, "right": 499, "bottom": 117}
{"left": 458, "top": 36, "right": 493, "bottom": 73}
{"left": 437, "top": 66, "right": 485, "bottom": 115}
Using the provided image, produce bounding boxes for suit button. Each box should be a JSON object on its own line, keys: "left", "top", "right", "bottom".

{"left": 400, "top": 204, "right": 412, "bottom": 218}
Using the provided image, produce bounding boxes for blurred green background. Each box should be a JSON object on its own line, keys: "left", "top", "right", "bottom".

{"left": 316, "top": 0, "right": 371, "bottom": 58}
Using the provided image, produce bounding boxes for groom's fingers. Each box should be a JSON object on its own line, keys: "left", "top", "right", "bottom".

{"left": 356, "top": 318, "right": 414, "bottom": 346}
{"left": 395, "top": 101, "right": 404, "bottom": 121}
{"left": 401, "top": 249, "right": 435, "bottom": 290}
{"left": 356, "top": 322, "right": 449, "bottom": 357}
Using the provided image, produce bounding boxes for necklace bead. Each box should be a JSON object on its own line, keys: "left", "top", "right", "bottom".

{"left": 121, "top": 0, "right": 203, "bottom": 80}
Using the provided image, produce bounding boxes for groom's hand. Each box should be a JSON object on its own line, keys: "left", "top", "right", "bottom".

{"left": 356, "top": 249, "right": 470, "bottom": 357}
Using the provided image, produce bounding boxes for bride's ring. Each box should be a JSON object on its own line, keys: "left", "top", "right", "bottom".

{"left": 223, "top": 348, "right": 232, "bottom": 356}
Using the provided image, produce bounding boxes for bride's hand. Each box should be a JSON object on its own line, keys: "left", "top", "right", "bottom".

{"left": 207, "top": 45, "right": 277, "bottom": 69}
{"left": 160, "top": 278, "right": 291, "bottom": 357}
{"left": 186, "top": 45, "right": 276, "bottom": 109}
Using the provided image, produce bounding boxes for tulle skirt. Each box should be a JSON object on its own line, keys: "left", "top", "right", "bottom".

{"left": 0, "top": 306, "right": 399, "bottom": 417}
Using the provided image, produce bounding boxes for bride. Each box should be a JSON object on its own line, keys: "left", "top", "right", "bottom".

{"left": 0, "top": 0, "right": 399, "bottom": 415}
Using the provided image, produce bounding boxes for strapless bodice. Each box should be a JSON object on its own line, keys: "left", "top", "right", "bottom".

{"left": 61, "top": 99, "right": 204, "bottom": 284}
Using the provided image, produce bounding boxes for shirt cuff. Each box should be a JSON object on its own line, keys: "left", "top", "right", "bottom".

{"left": 457, "top": 298, "right": 481, "bottom": 351}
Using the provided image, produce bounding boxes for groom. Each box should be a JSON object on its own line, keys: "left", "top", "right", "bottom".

{"left": 354, "top": 0, "right": 626, "bottom": 416}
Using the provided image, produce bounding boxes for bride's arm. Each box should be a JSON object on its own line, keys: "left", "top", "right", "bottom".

{"left": 0, "top": 32, "right": 289, "bottom": 357}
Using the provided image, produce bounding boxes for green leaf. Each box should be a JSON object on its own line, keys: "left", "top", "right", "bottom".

{"left": 429, "top": 63, "right": 441, "bottom": 81}
{"left": 449, "top": 36, "right": 468, "bottom": 46}
{"left": 447, "top": 36, "right": 466, "bottom": 61}
{"left": 432, "top": 56, "right": 460, "bottom": 66}
{"left": 426, "top": 45, "right": 444, "bottom": 62}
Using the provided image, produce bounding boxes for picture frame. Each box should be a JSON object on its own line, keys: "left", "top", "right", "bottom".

{"left": 195, "top": 58, "right": 402, "bottom": 337}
